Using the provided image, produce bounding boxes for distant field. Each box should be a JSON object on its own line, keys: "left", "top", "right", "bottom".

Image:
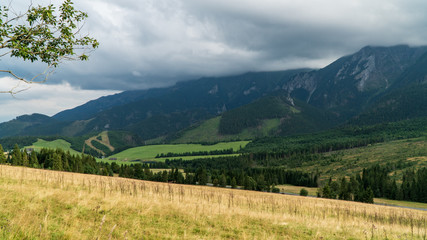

{"left": 22, "top": 138, "right": 250, "bottom": 164}
{"left": 276, "top": 184, "right": 318, "bottom": 196}
{"left": 103, "top": 141, "right": 250, "bottom": 163}
{"left": 375, "top": 198, "right": 427, "bottom": 210}
{"left": 25, "top": 139, "right": 81, "bottom": 156}
{"left": 276, "top": 185, "right": 427, "bottom": 210}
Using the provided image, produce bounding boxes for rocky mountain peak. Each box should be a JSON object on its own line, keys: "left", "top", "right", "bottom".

{"left": 281, "top": 45, "right": 427, "bottom": 118}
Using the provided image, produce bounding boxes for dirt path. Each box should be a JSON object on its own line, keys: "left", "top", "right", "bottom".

{"left": 84, "top": 131, "right": 115, "bottom": 155}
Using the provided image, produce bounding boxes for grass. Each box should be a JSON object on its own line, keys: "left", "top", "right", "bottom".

{"left": 25, "top": 139, "right": 81, "bottom": 156}
{"left": 23, "top": 138, "right": 249, "bottom": 165}
{"left": 103, "top": 141, "right": 250, "bottom": 163}
{"left": 173, "top": 117, "right": 281, "bottom": 144}
{"left": 0, "top": 165, "right": 427, "bottom": 239}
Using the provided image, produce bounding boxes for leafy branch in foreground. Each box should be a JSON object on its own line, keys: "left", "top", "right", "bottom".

{"left": 0, "top": 0, "right": 98, "bottom": 93}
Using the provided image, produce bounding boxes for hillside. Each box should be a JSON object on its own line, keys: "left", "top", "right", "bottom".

{"left": 2, "top": 45, "right": 427, "bottom": 146}
{"left": 171, "top": 94, "right": 337, "bottom": 143}
{"left": 0, "top": 165, "right": 426, "bottom": 239}
{"left": 0, "top": 69, "right": 307, "bottom": 140}
{"left": 282, "top": 45, "right": 427, "bottom": 120}
{"left": 103, "top": 141, "right": 249, "bottom": 164}
{"left": 350, "top": 84, "right": 427, "bottom": 125}
{"left": 25, "top": 139, "right": 81, "bottom": 156}
{"left": 294, "top": 136, "right": 427, "bottom": 181}
{"left": 0, "top": 131, "right": 143, "bottom": 158}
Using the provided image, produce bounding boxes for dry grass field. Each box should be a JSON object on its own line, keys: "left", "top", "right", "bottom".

{"left": 0, "top": 165, "right": 426, "bottom": 239}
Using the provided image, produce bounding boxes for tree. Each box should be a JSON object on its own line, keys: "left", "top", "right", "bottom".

{"left": 22, "top": 151, "right": 29, "bottom": 167}
{"left": 321, "top": 184, "right": 333, "bottom": 199}
{"left": 338, "top": 177, "right": 351, "bottom": 200}
{"left": 219, "top": 174, "right": 227, "bottom": 188}
{"left": 299, "top": 188, "right": 308, "bottom": 196}
{"left": 1, "top": 0, "right": 98, "bottom": 93}
{"left": 29, "top": 151, "right": 39, "bottom": 168}
{"left": 11, "top": 144, "right": 22, "bottom": 166}
{"left": 51, "top": 153, "right": 63, "bottom": 171}
{"left": 243, "top": 176, "right": 257, "bottom": 190}
{"left": 196, "top": 167, "right": 208, "bottom": 185}
{"left": 0, "top": 144, "right": 6, "bottom": 164}
{"left": 230, "top": 177, "right": 237, "bottom": 189}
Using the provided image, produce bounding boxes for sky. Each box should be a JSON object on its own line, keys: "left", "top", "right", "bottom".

{"left": 1, "top": 0, "right": 427, "bottom": 122}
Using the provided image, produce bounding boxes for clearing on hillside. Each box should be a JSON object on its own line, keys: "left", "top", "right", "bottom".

{"left": 25, "top": 139, "right": 81, "bottom": 156}
{"left": 104, "top": 141, "right": 250, "bottom": 163}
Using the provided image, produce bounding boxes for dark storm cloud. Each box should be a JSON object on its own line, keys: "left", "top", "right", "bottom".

{"left": 6, "top": 0, "right": 427, "bottom": 90}
{"left": 3, "top": 0, "right": 427, "bottom": 122}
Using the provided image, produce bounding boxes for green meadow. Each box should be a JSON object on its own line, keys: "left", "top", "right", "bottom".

{"left": 24, "top": 139, "right": 81, "bottom": 156}
{"left": 22, "top": 138, "right": 250, "bottom": 164}
{"left": 103, "top": 141, "right": 250, "bottom": 163}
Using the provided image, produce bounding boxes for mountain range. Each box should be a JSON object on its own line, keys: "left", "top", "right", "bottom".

{"left": 1, "top": 44, "right": 427, "bottom": 146}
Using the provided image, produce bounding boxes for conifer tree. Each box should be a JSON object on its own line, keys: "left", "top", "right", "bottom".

{"left": 22, "top": 151, "right": 29, "bottom": 167}
{"left": 0, "top": 144, "right": 6, "bottom": 164}
{"left": 11, "top": 144, "right": 22, "bottom": 166}
{"left": 29, "top": 152, "right": 39, "bottom": 168}
{"left": 52, "top": 153, "right": 63, "bottom": 171}
{"left": 231, "top": 177, "right": 237, "bottom": 189}
{"left": 219, "top": 174, "right": 227, "bottom": 187}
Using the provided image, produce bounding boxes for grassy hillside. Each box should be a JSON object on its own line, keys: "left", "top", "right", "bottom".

{"left": 25, "top": 139, "right": 81, "bottom": 156}
{"left": 172, "top": 117, "right": 281, "bottom": 144}
{"left": 104, "top": 141, "right": 250, "bottom": 163}
{"left": 0, "top": 165, "right": 426, "bottom": 239}
{"left": 171, "top": 94, "right": 337, "bottom": 144}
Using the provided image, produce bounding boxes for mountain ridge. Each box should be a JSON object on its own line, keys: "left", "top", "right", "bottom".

{"left": 1, "top": 45, "right": 427, "bottom": 144}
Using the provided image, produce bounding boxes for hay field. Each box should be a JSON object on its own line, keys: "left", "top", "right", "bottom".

{"left": 0, "top": 165, "right": 426, "bottom": 239}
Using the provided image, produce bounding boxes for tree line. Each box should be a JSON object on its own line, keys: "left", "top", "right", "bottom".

{"left": 2, "top": 140, "right": 427, "bottom": 204}
{"left": 0, "top": 143, "right": 318, "bottom": 194}
{"left": 155, "top": 148, "right": 234, "bottom": 158}
{"left": 318, "top": 164, "right": 427, "bottom": 204}
{"left": 2, "top": 144, "right": 99, "bottom": 174}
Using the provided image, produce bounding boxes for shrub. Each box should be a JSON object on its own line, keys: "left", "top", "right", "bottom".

{"left": 300, "top": 188, "right": 309, "bottom": 196}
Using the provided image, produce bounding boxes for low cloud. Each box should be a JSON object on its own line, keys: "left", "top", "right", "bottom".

{"left": 61, "top": 0, "right": 427, "bottom": 90}
{"left": 2, "top": 0, "right": 427, "bottom": 121}
{"left": 0, "top": 77, "right": 119, "bottom": 122}
{"left": 7, "top": 0, "right": 427, "bottom": 91}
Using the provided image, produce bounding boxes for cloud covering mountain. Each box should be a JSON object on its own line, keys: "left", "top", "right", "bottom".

{"left": 2, "top": 0, "right": 427, "bottom": 121}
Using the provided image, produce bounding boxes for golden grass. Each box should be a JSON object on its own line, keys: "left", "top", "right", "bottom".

{"left": 0, "top": 165, "right": 426, "bottom": 239}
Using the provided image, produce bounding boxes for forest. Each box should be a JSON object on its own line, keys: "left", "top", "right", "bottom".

{"left": 319, "top": 164, "right": 427, "bottom": 204}
{"left": 1, "top": 117, "right": 427, "bottom": 205}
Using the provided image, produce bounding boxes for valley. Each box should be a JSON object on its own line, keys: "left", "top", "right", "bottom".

{"left": 1, "top": 45, "right": 427, "bottom": 238}
{"left": 3, "top": 0, "right": 427, "bottom": 237}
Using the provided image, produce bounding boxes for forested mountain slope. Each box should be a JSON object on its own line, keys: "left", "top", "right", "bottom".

{"left": 1, "top": 45, "right": 427, "bottom": 144}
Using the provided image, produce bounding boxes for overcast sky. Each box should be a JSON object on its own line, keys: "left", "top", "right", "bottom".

{"left": 1, "top": 0, "right": 427, "bottom": 122}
